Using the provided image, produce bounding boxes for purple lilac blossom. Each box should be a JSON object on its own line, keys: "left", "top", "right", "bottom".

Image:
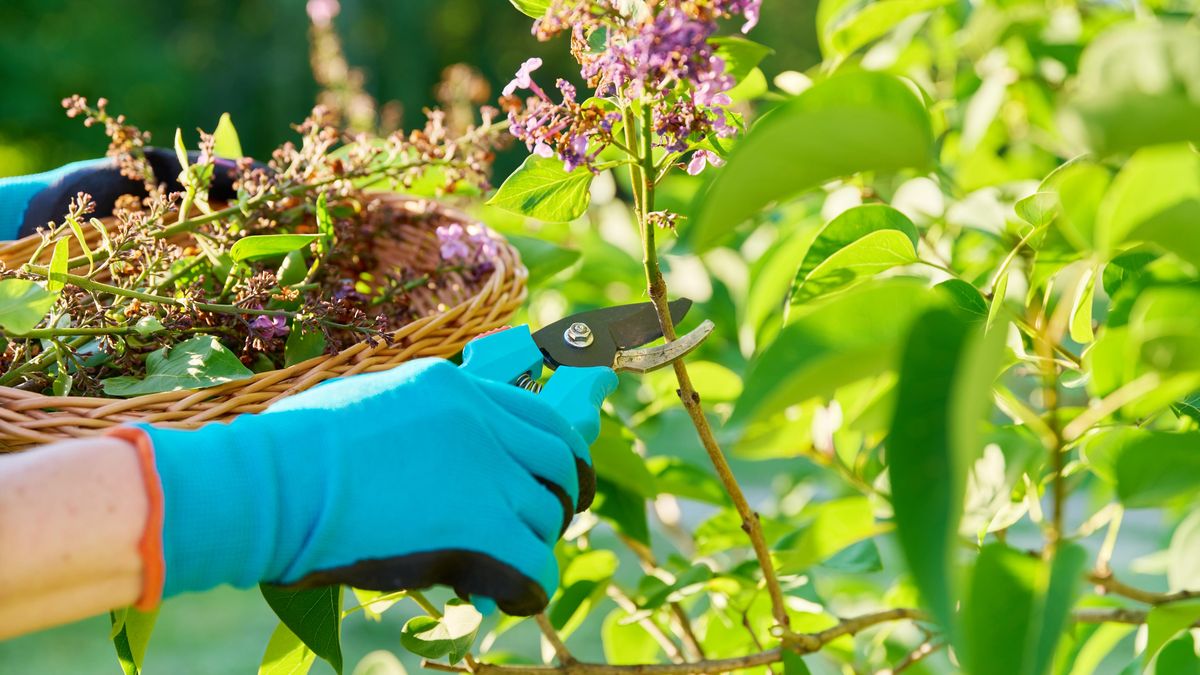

{"left": 437, "top": 222, "right": 499, "bottom": 264}
{"left": 687, "top": 149, "right": 726, "bottom": 176}
{"left": 306, "top": 0, "right": 339, "bottom": 27}
{"left": 250, "top": 315, "right": 290, "bottom": 339}
{"left": 506, "top": 0, "right": 756, "bottom": 174}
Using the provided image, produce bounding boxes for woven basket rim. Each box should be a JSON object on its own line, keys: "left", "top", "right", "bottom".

{"left": 0, "top": 192, "right": 527, "bottom": 445}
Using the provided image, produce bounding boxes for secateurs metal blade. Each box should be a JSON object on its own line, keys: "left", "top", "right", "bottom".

{"left": 458, "top": 299, "right": 714, "bottom": 440}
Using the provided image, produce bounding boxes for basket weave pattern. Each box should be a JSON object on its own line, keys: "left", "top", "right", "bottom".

{"left": 0, "top": 193, "right": 527, "bottom": 450}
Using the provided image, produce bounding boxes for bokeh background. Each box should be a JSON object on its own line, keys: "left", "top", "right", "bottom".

{"left": 0, "top": 1, "right": 815, "bottom": 673}
{"left": 0, "top": 0, "right": 816, "bottom": 178}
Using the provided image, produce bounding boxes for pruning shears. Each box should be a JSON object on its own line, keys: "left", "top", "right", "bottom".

{"left": 459, "top": 299, "right": 714, "bottom": 442}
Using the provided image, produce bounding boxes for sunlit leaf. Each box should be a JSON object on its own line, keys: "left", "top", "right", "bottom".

{"left": 489, "top": 155, "right": 594, "bottom": 222}
{"left": 818, "top": 0, "right": 951, "bottom": 58}
{"left": 690, "top": 71, "right": 934, "bottom": 251}
{"left": 47, "top": 238, "right": 69, "bottom": 293}
{"left": 1095, "top": 145, "right": 1200, "bottom": 265}
{"left": 103, "top": 335, "right": 254, "bottom": 396}
{"left": 602, "top": 608, "right": 662, "bottom": 665}
{"left": 1145, "top": 599, "right": 1200, "bottom": 669}
{"left": 774, "top": 496, "right": 889, "bottom": 574}
{"left": 734, "top": 279, "right": 939, "bottom": 428}
{"left": 1066, "top": 23, "right": 1200, "bottom": 155}
{"left": 0, "top": 278, "right": 55, "bottom": 334}
{"left": 1168, "top": 510, "right": 1200, "bottom": 593}
{"left": 507, "top": 0, "right": 550, "bottom": 18}
{"left": 789, "top": 204, "right": 920, "bottom": 304}
{"left": 213, "top": 112, "right": 244, "bottom": 160}
{"left": 259, "top": 621, "right": 316, "bottom": 675}
{"left": 230, "top": 234, "right": 323, "bottom": 262}
{"left": 711, "top": 36, "right": 774, "bottom": 82}
{"left": 110, "top": 607, "right": 159, "bottom": 675}
{"left": 285, "top": 326, "right": 326, "bottom": 367}
{"left": 399, "top": 601, "right": 481, "bottom": 665}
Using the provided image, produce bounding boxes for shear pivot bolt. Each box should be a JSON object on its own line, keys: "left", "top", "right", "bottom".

{"left": 564, "top": 322, "right": 594, "bottom": 348}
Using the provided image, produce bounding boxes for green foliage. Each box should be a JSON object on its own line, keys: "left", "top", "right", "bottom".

{"left": 788, "top": 204, "right": 919, "bottom": 304}
{"left": 259, "top": 621, "right": 317, "bottom": 675}
{"left": 506, "top": 235, "right": 581, "bottom": 285}
{"left": 1066, "top": 23, "right": 1200, "bottom": 156}
{"left": 229, "top": 234, "right": 323, "bottom": 262}
{"left": 689, "top": 71, "right": 934, "bottom": 250}
{"left": 213, "top": 113, "right": 244, "bottom": 160}
{"left": 488, "top": 155, "right": 594, "bottom": 222}
{"left": 0, "top": 278, "right": 56, "bottom": 334}
{"left": 398, "top": 601, "right": 481, "bottom": 665}
{"left": 102, "top": 335, "right": 254, "bottom": 396}
{"left": 109, "top": 607, "right": 159, "bottom": 675}
{"left": 260, "top": 585, "right": 344, "bottom": 674}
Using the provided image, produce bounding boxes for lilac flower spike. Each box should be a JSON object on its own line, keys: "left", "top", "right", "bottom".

{"left": 503, "top": 58, "right": 544, "bottom": 97}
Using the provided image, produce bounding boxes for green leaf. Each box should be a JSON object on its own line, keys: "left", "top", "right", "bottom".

{"left": 1169, "top": 510, "right": 1200, "bottom": 593}
{"left": 937, "top": 279, "right": 988, "bottom": 320}
{"left": 690, "top": 71, "right": 933, "bottom": 251}
{"left": 550, "top": 550, "right": 618, "bottom": 634}
{"left": 0, "top": 278, "right": 55, "bottom": 334}
{"left": 592, "top": 418, "right": 657, "bottom": 499}
{"left": 1095, "top": 145, "right": 1200, "bottom": 265}
{"left": 133, "top": 316, "right": 165, "bottom": 337}
{"left": 1066, "top": 23, "right": 1200, "bottom": 156}
{"left": 1155, "top": 634, "right": 1200, "bottom": 675}
{"left": 103, "top": 335, "right": 254, "bottom": 396}
{"left": 1145, "top": 599, "right": 1200, "bottom": 669}
{"left": 711, "top": 36, "right": 774, "bottom": 82}
{"left": 775, "top": 496, "right": 889, "bottom": 574}
{"left": 507, "top": 235, "right": 581, "bottom": 286}
{"left": 1130, "top": 287, "right": 1200, "bottom": 373}
{"left": 507, "top": 0, "right": 550, "bottom": 18}
{"left": 47, "top": 238, "right": 69, "bottom": 293}
{"left": 602, "top": 608, "right": 662, "bottom": 665}
{"left": 64, "top": 215, "right": 94, "bottom": 269}
{"left": 889, "top": 307, "right": 1007, "bottom": 633}
{"left": 782, "top": 650, "right": 814, "bottom": 674}
{"left": 639, "top": 563, "right": 713, "bottom": 610}
{"left": 285, "top": 326, "right": 327, "bottom": 367}
{"left": 962, "top": 543, "right": 1086, "bottom": 675}
{"left": 789, "top": 204, "right": 920, "bottom": 304}
{"left": 987, "top": 268, "right": 1010, "bottom": 332}
{"left": 399, "top": 601, "right": 481, "bottom": 665}
{"left": 213, "top": 112, "right": 244, "bottom": 160}
{"left": 733, "top": 279, "right": 938, "bottom": 427}
{"left": 260, "top": 584, "right": 343, "bottom": 674}
{"left": 593, "top": 476, "right": 650, "bottom": 546}
{"left": 259, "top": 621, "right": 317, "bottom": 675}
{"left": 315, "top": 192, "right": 334, "bottom": 242}
{"left": 173, "top": 128, "right": 189, "bottom": 171}
{"left": 818, "top": 0, "right": 951, "bottom": 58}
{"left": 1066, "top": 623, "right": 1137, "bottom": 675}
{"left": 110, "top": 607, "right": 159, "bottom": 675}
{"left": 277, "top": 250, "right": 309, "bottom": 287}
{"left": 646, "top": 457, "right": 729, "bottom": 506}
{"left": 1112, "top": 431, "right": 1200, "bottom": 508}
{"left": 230, "top": 234, "right": 323, "bottom": 262}
{"left": 1069, "top": 265, "right": 1098, "bottom": 344}
{"left": 488, "top": 155, "right": 594, "bottom": 222}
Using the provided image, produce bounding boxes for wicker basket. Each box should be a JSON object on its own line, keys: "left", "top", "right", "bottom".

{"left": 0, "top": 193, "right": 527, "bottom": 450}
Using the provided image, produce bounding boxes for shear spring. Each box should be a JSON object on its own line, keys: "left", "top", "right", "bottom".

{"left": 515, "top": 373, "right": 543, "bottom": 394}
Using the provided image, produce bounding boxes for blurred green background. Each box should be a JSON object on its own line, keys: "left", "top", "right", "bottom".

{"left": 0, "top": 0, "right": 817, "bottom": 179}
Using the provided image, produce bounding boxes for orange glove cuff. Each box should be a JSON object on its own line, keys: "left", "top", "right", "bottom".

{"left": 105, "top": 426, "right": 165, "bottom": 611}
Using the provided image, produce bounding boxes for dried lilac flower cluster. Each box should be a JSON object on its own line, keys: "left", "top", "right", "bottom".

{"left": 1, "top": 93, "right": 507, "bottom": 397}
{"left": 503, "top": 0, "right": 760, "bottom": 175}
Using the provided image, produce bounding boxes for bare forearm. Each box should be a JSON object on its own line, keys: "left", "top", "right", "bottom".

{"left": 0, "top": 437, "right": 148, "bottom": 639}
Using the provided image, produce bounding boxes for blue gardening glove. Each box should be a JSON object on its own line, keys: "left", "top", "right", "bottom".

{"left": 0, "top": 149, "right": 247, "bottom": 240}
{"left": 118, "top": 357, "right": 616, "bottom": 616}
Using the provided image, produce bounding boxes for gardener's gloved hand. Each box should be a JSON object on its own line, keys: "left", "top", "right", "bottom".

{"left": 109, "top": 357, "right": 616, "bottom": 616}
{"left": 0, "top": 149, "right": 245, "bottom": 241}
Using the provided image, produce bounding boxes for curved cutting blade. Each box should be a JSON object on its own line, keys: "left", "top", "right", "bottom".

{"left": 533, "top": 299, "right": 692, "bottom": 369}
